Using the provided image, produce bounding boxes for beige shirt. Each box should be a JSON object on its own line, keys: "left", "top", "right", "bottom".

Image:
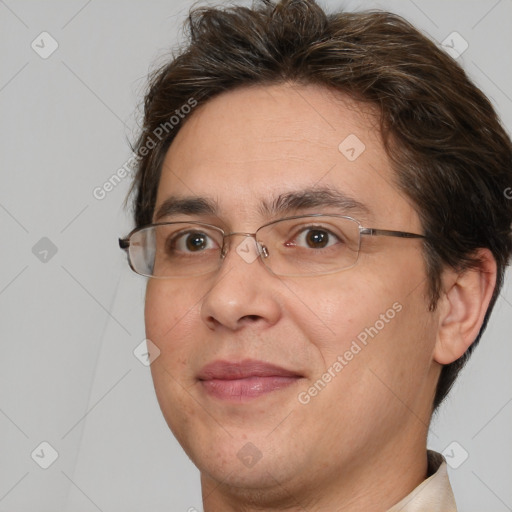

{"left": 387, "top": 451, "right": 457, "bottom": 511}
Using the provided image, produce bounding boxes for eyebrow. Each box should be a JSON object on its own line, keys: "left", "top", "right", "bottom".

{"left": 153, "top": 187, "right": 370, "bottom": 222}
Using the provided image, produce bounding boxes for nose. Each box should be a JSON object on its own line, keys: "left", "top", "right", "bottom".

{"left": 200, "top": 235, "right": 281, "bottom": 331}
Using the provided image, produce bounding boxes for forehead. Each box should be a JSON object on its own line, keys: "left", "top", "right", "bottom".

{"left": 155, "top": 83, "right": 419, "bottom": 230}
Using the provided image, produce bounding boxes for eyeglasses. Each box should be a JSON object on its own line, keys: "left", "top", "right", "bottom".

{"left": 119, "top": 214, "right": 425, "bottom": 278}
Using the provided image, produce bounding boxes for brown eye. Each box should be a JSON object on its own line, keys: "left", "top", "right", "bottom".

{"left": 288, "top": 226, "right": 341, "bottom": 249}
{"left": 305, "top": 229, "right": 329, "bottom": 248}
{"left": 185, "top": 232, "right": 208, "bottom": 251}
{"left": 170, "top": 231, "right": 216, "bottom": 253}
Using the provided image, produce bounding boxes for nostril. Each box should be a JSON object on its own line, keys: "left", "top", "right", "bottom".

{"left": 241, "top": 314, "right": 262, "bottom": 323}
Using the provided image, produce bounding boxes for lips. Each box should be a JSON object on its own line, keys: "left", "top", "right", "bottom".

{"left": 197, "top": 359, "right": 302, "bottom": 401}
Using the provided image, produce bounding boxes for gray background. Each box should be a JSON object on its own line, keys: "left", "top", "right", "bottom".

{"left": 0, "top": 0, "right": 511, "bottom": 510}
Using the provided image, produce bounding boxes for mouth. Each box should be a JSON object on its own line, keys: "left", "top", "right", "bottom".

{"left": 197, "top": 359, "right": 303, "bottom": 402}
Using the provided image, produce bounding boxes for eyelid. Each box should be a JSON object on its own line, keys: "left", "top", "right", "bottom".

{"left": 285, "top": 223, "right": 343, "bottom": 247}
{"left": 157, "top": 215, "right": 227, "bottom": 230}
{"left": 288, "top": 220, "right": 344, "bottom": 234}
{"left": 166, "top": 226, "right": 222, "bottom": 251}
{"left": 177, "top": 226, "right": 221, "bottom": 237}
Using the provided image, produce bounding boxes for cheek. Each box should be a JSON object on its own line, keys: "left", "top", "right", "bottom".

{"left": 284, "top": 273, "right": 397, "bottom": 360}
{"left": 144, "top": 281, "right": 201, "bottom": 396}
{"left": 145, "top": 281, "right": 204, "bottom": 444}
{"left": 290, "top": 260, "right": 435, "bottom": 383}
{"left": 144, "top": 280, "right": 200, "bottom": 342}
{"left": 292, "top": 274, "right": 435, "bottom": 430}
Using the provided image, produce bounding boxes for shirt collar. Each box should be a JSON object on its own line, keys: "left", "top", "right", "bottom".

{"left": 387, "top": 451, "right": 457, "bottom": 512}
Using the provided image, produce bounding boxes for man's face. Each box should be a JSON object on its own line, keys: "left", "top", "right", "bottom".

{"left": 145, "top": 84, "right": 441, "bottom": 496}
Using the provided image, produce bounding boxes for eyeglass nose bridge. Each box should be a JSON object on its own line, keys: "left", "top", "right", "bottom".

{"left": 220, "top": 231, "right": 269, "bottom": 260}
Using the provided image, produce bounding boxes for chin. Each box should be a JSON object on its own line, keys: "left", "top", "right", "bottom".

{"left": 198, "top": 448, "right": 294, "bottom": 491}
{"left": 173, "top": 420, "right": 300, "bottom": 490}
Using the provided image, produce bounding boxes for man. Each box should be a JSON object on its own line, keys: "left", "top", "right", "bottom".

{"left": 119, "top": 1, "right": 512, "bottom": 510}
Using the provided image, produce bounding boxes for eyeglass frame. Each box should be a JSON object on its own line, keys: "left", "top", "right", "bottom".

{"left": 118, "top": 213, "right": 426, "bottom": 278}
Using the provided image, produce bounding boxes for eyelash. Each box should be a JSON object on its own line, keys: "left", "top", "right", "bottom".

{"left": 286, "top": 225, "right": 343, "bottom": 248}
{"left": 166, "top": 224, "right": 344, "bottom": 254}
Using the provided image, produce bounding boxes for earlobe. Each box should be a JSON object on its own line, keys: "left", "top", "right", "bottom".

{"left": 433, "top": 249, "right": 497, "bottom": 365}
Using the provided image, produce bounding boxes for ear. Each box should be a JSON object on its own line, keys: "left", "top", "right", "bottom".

{"left": 433, "top": 249, "right": 497, "bottom": 365}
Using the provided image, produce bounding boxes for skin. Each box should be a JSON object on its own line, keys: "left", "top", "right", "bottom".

{"left": 144, "top": 83, "right": 496, "bottom": 511}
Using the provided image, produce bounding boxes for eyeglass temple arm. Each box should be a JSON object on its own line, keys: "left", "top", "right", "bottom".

{"left": 119, "top": 238, "right": 130, "bottom": 250}
{"left": 360, "top": 228, "right": 425, "bottom": 239}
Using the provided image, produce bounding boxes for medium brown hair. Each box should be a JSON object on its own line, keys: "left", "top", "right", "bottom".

{"left": 128, "top": 0, "right": 512, "bottom": 409}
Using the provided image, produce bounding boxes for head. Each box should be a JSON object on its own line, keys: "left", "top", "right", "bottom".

{"left": 125, "top": 0, "right": 512, "bottom": 506}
